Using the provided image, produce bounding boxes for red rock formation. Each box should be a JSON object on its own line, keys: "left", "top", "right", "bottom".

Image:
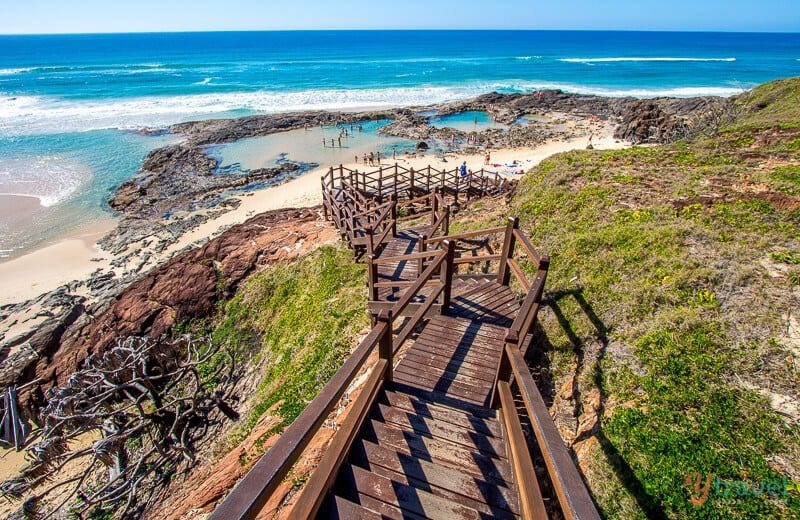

{"left": 35, "top": 207, "right": 337, "bottom": 390}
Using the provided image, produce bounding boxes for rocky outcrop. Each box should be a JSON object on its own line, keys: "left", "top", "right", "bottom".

{"left": 614, "top": 97, "right": 733, "bottom": 143}
{"left": 110, "top": 146, "right": 301, "bottom": 219}
{"left": 12, "top": 208, "right": 337, "bottom": 406}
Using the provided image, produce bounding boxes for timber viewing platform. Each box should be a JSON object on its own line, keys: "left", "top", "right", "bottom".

{"left": 213, "top": 165, "right": 600, "bottom": 519}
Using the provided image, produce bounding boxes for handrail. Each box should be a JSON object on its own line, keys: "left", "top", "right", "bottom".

{"left": 505, "top": 260, "right": 548, "bottom": 347}
{"left": 351, "top": 198, "right": 394, "bottom": 220}
{"left": 370, "top": 249, "right": 441, "bottom": 265}
{"left": 424, "top": 225, "right": 506, "bottom": 244}
{"left": 388, "top": 244, "right": 449, "bottom": 319}
{"left": 291, "top": 358, "right": 388, "bottom": 518}
{"left": 503, "top": 342, "right": 601, "bottom": 520}
{"left": 512, "top": 228, "right": 542, "bottom": 264}
{"left": 210, "top": 320, "right": 391, "bottom": 520}
{"left": 507, "top": 258, "right": 532, "bottom": 292}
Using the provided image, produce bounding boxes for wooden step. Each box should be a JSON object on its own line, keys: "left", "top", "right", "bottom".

{"left": 335, "top": 492, "right": 427, "bottom": 520}
{"left": 388, "top": 382, "right": 494, "bottom": 417}
{"left": 361, "top": 419, "right": 513, "bottom": 484}
{"left": 371, "top": 403, "right": 506, "bottom": 458}
{"left": 352, "top": 439, "right": 520, "bottom": 516}
{"left": 337, "top": 464, "right": 484, "bottom": 520}
{"left": 396, "top": 353, "right": 498, "bottom": 385}
{"left": 381, "top": 390, "right": 501, "bottom": 436}
{"left": 321, "top": 495, "right": 381, "bottom": 519}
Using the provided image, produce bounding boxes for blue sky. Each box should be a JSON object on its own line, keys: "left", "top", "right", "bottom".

{"left": 1, "top": 0, "right": 798, "bottom": 34}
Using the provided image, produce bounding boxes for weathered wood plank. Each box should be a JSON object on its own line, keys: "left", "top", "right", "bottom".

{"left": 387, "top": 382, "right": 494, "bottom": 418}
{"left": 339, "top": 464, "right": 483, "bottom": 520}
{"left": 393, "top": 368, "right": 491, "bottom": 404}
{"left": 371, "top": 403, "right": 506, "bottom": 458}
{"left": 400, "top": 350, "right": 498, "bottom": 381}
{"left": 322, "top": 495, "right": 382, "bottom": 519}
{"left": 381, "top": 391, "right": 501, "bottom": 435}
{"left": 407, "top": 340, "right": 501, "bottom": 367}
{"left": 352, "top": 441, "right": 519, "bottom": 518}
{"left": 361, "top": 419, "right": 514, "bottom": 483}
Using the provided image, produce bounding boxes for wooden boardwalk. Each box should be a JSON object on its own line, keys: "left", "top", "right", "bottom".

{"left": 211, "top": 166, "right": 600, "bottom": 520}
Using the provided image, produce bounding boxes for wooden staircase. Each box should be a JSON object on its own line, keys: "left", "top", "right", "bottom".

{"left": 324, "top": 386, "right": 518, "bottom": 519}
{"left": 210, "top": 166, "right": 600, "bottom": 520}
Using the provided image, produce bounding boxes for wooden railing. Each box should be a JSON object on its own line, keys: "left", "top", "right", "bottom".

{"left": 493, "top": 340, "right": 601, "bottom": 520}
{"left": 210, "top": 242, "right": 456, "bottom": 520}
{"left": 321, "top": 163, "right": 507, "bottom": 210}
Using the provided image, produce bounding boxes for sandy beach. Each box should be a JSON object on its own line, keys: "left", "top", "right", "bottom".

{"left": 0, "top": 217, "right": 116, "bottom": 306}
{"left": 0, "top": 116, "right": 625, "bottom": 307}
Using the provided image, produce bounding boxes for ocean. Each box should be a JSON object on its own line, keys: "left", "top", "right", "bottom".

{"left": 0, "top": 30, "right": 798, "bottom": 257}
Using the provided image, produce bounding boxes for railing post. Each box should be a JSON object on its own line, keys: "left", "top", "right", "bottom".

{"left": 426, "top": 166, "right": 431, "bottom": 192}
{"left": 366, "top": 226, "right": 374, "bottom": 258}
{"left": 490, "top": 344, "right": 512, "bottom": 409}
{"left": 390, "top": 196, "right": 397, "bottom": 237}
{"left": 431, "top": 187, "right": 439, "bottom": 226}
{"left": 367, "top": 255, "right": 379, "bottom": 303}
{"left": 321, "top": 176, "right": 329, "bottom": 220}
{"left": 378, "top": 167, "right": 384, "bottom": 200}
{"left": 440, "top": 240, "right": 455, "bottom": 315}
{"left": 497, "top": 217, "right": 519, "bottom": 286}
{"left": 410, "top": 167, "right": 415, "bottom": 196}
{"left": 377, "top": 309, "right": 393, "bottom": 382}
{"left": 443, "top": 207, "right": 450, "bottom": 236}
{"left": 454, "top": 169, "right": 460, "bottom": 204}
{"left": 418, "top": 234, "right": 427, "bottom": 276}
{"left": 393, "top": 163, "right": 399, "bottom": 199}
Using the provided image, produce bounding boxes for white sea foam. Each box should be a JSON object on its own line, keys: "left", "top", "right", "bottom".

{"left": 0, "top": 156, "right": 92, "bottom": 206}
{"left": 515, "top": 56, "right": 542, "bottom": 60}
{"left": 560, "top": 57, "right": 736, "bottom": 63}
{"left": 0, "top": 81, "right": 750, "bottom": 137}
{"left": 194, "top": 77, "right": 214, "bottom": 85}
{"left": 0, "top": 67, "right": 34, "bottom": 75}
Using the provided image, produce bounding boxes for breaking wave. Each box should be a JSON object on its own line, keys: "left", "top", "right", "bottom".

{"left": 0, "top": 155, "right": 92, "bottom": 207}
{"left": 560, "top": 57, "right": 737, "bottom": 63}
{"left": 0, "top": 80, "right": 750, "bottom": 136}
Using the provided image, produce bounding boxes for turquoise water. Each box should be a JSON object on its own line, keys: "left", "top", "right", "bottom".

{"left": 0, "top": 30, "right": 798, "bottom": 256}
{"left": 430, "top": 111, "right": 508, "bottom": 132}
{"left": 0, "top": 131, "right": 175, "bottom": 255}
{"left": 210, "top": 120, "right": 416, "bottom": 174}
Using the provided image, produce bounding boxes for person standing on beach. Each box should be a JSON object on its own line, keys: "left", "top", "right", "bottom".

{"left": 460, "top": 161, "right": 468, "bottom": 177}
{"left": 376, "top": 151, "right": 381, "bottom": 164}
{"left": 485, "top": 151, "right": 491, "bottom": 165}
{"left": 392, "top": 148, "right": 397, "bottom": 161}
{"left": 363, "top": 153, "right": 368, "bottom": 165}
{"left": 322, "top": 138, "right": 326, "bottom": 148}
{"left": 338, "top": 136, "right": 342, "bottom": 148}
{"left": 355, "top": 155, "right": 359, "bottom": 164}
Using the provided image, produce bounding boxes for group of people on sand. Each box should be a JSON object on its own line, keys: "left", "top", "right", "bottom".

{"left": 359, "top": 151, "right": 382, "bottom": 167}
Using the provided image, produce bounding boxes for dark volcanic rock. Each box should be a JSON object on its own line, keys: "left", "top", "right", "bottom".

{"left": 109, "top": 147, "right": 300, "bottom": 219}
{"left": 142, "top": 145, "right": 219, "bottom": 176}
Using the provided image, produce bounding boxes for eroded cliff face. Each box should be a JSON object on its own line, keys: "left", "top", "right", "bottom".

{"left": 2, "top": 207, "right": 337, "bottom": 412}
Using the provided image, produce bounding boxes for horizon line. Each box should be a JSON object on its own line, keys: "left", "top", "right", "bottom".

{"left": 2, "top": 28, "right": 799, "bottom": 37}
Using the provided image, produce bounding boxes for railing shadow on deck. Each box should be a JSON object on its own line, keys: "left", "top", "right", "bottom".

{"left": 536, "top": 287, "right": 668, "bottom": 520}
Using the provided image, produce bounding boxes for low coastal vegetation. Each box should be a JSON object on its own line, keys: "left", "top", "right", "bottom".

{"left": 450, "top": 78, "right": 800, "bottom": 518}
{"left": 208, "top": 245, "right": 369, "bottom": 447}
